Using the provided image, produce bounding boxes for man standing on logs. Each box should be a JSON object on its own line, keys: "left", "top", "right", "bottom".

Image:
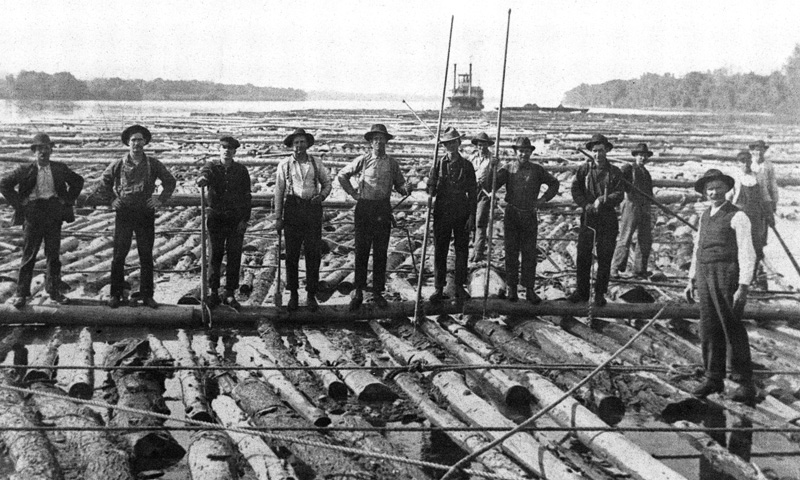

{"left": 685, "top": 169, "right": 756, "bottom": 403}
{"left": 729, "top": 150, "right": 769, "bottom": 288}
{"left": 469, "top": 132, "right": 494, "bottom": 263}
{"left": 427, "top": 126, "right": 477, "bottom": 302}
{"left": 569, "top": 134, "right": 625, "bottom": 307}
{"left": 611, "top": 143, "right": 655, "bottom": 278}
{"left": 749, "top": 139, "right": 778, "bottom": 282}
{"left": 89, "top": 125, "right": 176, "bottom": 309}
{"left": 338, "top": 124, "right": 409, "bottom": 310}
{"left": 481, "top": 137, "right": 559, "bottom": 303}
{"left": 197, "top": 136, "right": 252, "bottom": 310}
{"left": 274, "top": 128, "right": 332, "bottom": 312}
{"left": 1, "top": 133, "right": 84, "bottom": 308}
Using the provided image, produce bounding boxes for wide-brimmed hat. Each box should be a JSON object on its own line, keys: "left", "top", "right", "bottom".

{"left": 512, "top": 137, "right": 535, "bottom": 151}
{"left": 585, "top": 133, "right": 614, "bottom": 152}
{"left": 30, "top": 133, "right": 55, "bottom": 151}
{"left": 748, "top": 140, "right": 769, "bottom": 151}
{"left": 631, "top": 143, "right": 654, "bottom": 158}
{"left": 694, "top": 168, "right": 735, "bottom": 194}
{"left": 364, "top": 124, "right": 395, "bottom": 141}
{"left": 121, "top": 125, "right": 152, "bottom": 146}
{"left": 283, "top": 128, "right": 315, "bottom": 148}
{"left": 438, "top": 126, "right": 465, "bottom": 144}
{"left": 735, "top": 150, "right": 752, "bottom": 162}
{"left": 471, "top": 132, "right": 495, "bottom": 146}
{"left": 219, "top": 136, "right": 241, "bottom": 149}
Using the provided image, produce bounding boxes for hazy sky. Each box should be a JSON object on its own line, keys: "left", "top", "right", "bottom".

{"left": 2, "top": 0, "right": 800, "bottom": 106}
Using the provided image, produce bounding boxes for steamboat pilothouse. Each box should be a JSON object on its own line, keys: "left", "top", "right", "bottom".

{"left": 447, "top": 63, "right": 484, "bottom": 111}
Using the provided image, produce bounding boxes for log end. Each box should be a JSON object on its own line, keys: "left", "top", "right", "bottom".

{"left": 356, "top": 383, "right": 399, "bottom": 403}
{"left": 596, "top": 396, "right": 626, "bottom": 426}
{"left": 132, "top": 431, "right": 187, "bottom": 471}
{"left": 328, "top": 381, "right": 349, "bottom": 400}
{"left": 67, "top": 382, "right": 94, "bottom": 400}
{"left": 313, "top": 415, "right": 333, "bottom": 428}
{"left": 504, "top": 385, "right": 533, "bottom": 408}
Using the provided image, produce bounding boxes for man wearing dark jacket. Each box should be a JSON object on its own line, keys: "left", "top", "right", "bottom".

{"left": 569, "top": 134, "right": 625, "bottom": 307}
{"left": 1, "top": 133, "right": 84, "bottom": 308}
{"left": 197, "top": 136, "right": 252, "bottom": 310}
{"left": 88, "top": 125, "right": 176, "bottom": 309}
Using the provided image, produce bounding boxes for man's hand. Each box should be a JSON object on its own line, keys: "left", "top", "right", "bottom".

{"left": 584, "top": 204, "right": 596, "bottom": 215}
{"left": 733, "top": 284, "right": 749, "bottom": 312}
{"left": 146, "top": 198, "right": 162, "bottom": 210}
{"left": 684, "top": 279, "right": 695, "bottom": 303}
{"left": 593, "top": 197, "right": 603, "bottom": 210}
{"left": 196, "top": 177, "right": 208, "bottom": 188}
{"left": 466, "top": 214, "right": 476, "bottom": 232}
{"left": 767, "top": 213, "right": 776, "bottom": 228}
{"left": 310, "top": 194, "right": 323, "bottom": 205}
{"left": 111, "top": 198, "right": 123, "bottom": 210}
{"left": 275, "top": 218, "right": 284, "bottom": 232}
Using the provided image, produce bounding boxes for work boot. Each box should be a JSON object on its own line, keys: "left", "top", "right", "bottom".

{"left": 349, "top": 289, "right": 363, "bottom": 311}
{"left": 730, "top": 382, "right": 757, "bottom": 404}
{"left": 429, "top": 288, "right": 447, "bottom": 303}
{"left": 49, "top": 291, "right": 71, "bottom": 305}
{"left": 593, "top": 295, "right": 607, "bottom": 307}
{"left": 223, "top": 291, "right": 240, "bottom": 310}
{"left": 692, "top": 378, "right": 724, "bottom": 399}
{"left": 206, "top": 291, "right": 221, "bottom": 308}
{"left": 307, "top": 293, "right": 319, "bottom": 312}
{"left": 108, "top": 295, "right": 122, "bottom": 309}
{"left": 287, "top": 290, "right": 299, "bottom": 312}
{"left": 142, "top": 297, "right": 158, "bottom": 309}
{"left": 526, "top": 288, "right": 541, "bottom": 305}
{"left": 11, "top": 295, "right": 27, "bottom": 309}
{"left": 507, "top": 285, "right": 518, "bottom": 302}
{"left": 455, "top": 285, "right": 471, "bottom": 300}
{"left": 373, "top": 292, "right": 389, "bottom": 309}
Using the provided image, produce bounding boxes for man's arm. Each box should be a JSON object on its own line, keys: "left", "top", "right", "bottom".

{"left": 88, "top": 160, "right": 119, "bottom": 205}
{"left": 337, "top": 156, "right": 362, "bottom": 199}
{"left": 317, "top": 157, "right": 333, "bottom": 200}
{"left": 63, "top": 165, "right": 84, "bottom": 203}
{"left": 685, "top": 213, "right": 704, "bottom": 302}
{"left": 0, "top": 167, "right": 23, "bottom": 209}
{"left": 273, "top": 161, "right": 287, "bottom": 220}
{"left": 731, "top": 211, "right": 756, "bottom": 285}
{"left": 767, "top": 162, "right": 779, "bottom": 211}
{"left": 154, "top": 159, "right": 176, "bottom": 202}
{"left": 197, "top": 161, "right": 214, "bottom": 187}
{"left": 571, "top": 164, "right": 590, "bottom": 208}
{"left": 241, "top": 165, "right": 252, "bottom": 221}
{"left": 539, "top": 166, "right": 560, "bottom": 203}
{"left": 391, "top": 159, "right": 408, "bottom": 196}
{"left": 603, "top": 168, "right": 625, "bottom": 208}
{"left": 426, "top": 157, "right": 440, "bottom": 196}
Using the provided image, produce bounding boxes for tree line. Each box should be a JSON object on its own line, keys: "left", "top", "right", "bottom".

{"left": 562, "top": 44, "right": 800, "bottom": 115}
{"left": 0, "top": 71, "right": 306, "bottom": 101}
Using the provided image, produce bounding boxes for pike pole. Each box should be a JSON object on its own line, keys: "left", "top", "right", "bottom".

{"left": 483, "top": 9, "right": 512, "bottom": 313}
{"left": 413, "top": 15, "right": 454, "bottom": 324}
{"left": 200, "top": 186, "right": 210, "bottom": 327}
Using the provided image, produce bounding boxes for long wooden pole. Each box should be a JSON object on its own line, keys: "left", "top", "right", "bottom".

{"left": 770, "top": 224, "right": 800, "bottom": 280}
{"left": 414, "top": 15, "right": 454, "bottom": 323}
{"left": 200, "top": 186, "right": 210, "bottom": 327}
{"left": 483, "top": 9, "right": 512, "bottom": 310}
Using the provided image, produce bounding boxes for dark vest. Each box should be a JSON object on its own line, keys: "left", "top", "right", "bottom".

{"left": 699, "top": 202, "right": 739, "bottom": 264}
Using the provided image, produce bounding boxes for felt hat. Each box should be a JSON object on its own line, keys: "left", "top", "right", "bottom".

{"left": 283, "top": 128, "right": 315, "bottom": 148}
{"left": 121, "top": 124, "right": 152, "bottom": 146}
{"left": 694, "top": 168, "right": 735, "bottom": 194}
{"left": 512, "top": 137, "right": 535, "bottom": 151}
{"left": 585, "top": 133, "right": 614, "bottom": 152}
{"left": 30, "top": 133, "right": 55, "bottom": 151}
{"left": 748, "top": 140, "right": 769, "bottom": 151}
{"left": 735, "top": 150, "right": 752, "bottom": 162}
{"left": 219, "top": 136, "right": 241, "bottom": 149}
{"left": 631, "top": 143, "right": 654, "bottom": 158}
{"left": 438, "top": 126, "right": 465, "bottom": 144}
{"left": 471, "top": 132, "right": 495, "bottom": 146}
{"left": 364, "top": 124, "right": 395, "bottom": 141}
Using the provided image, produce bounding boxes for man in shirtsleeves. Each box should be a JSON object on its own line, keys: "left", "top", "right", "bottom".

{"left": 89, "top": 125, "right": 176, "bottom": 309}
{"left": 749, "top": 139, "right": 779, "bottom": 282}
{"left": 729, "top": 150, "right": 769, "bottom": 287}
{"left": 569, "top": 134, "right": 625, "bottom": 307}
{"left": 481, "top": 137, "right": 559, "bottom": 304}
{"left": 274, "top": 128, "right": 332, "bottom": 312}
{"left": 196, "top": 136, "right": 252, "bottom": 310}
{"left": 337, "top": 124, "right": 409, "bottom": 310}
{"left": 1, "top": 133, "right": 84, "bottom": 308}
{"left": 428, "top": 127, "right": 477, "bottom": 302}
{"left": 469, "top": 132, "right": 495, "bottom": 263}
{"left": 685, "top": 169, "right": 757, "bottom": 404}
{"left": 611, "top": 143, "right": 655, "bottom": 278}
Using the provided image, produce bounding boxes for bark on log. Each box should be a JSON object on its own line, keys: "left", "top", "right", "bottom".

{"left": 0, "top": 327, "right": 24, "bottom": 362}
{"left": 176, "top": 329, "right": 214, "bottom": 423}
{"left": 187, "top": 430, "right": 239, "bottom": 480}
{"left": 673, "top": 420, "right": 768, "bottom": 480}
{"left": 293, "top": 347, "right": 348, "bottom": 400}
{"left": 0, "top": 370, "right": 64, "bottom": 480}
{"left": 67, "top": 327, "right": 94, "bottom": 400}
{"left": 23, "top": 331, "right": 62, "bottom": 384}
{"left": 302, "top": 328, "right": 396, "bottom": 402}
{"left": 369, "top": 321, "right": 583, "bottom": 480}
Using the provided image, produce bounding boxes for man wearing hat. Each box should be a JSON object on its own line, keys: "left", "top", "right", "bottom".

{"left": 197, "top": 136, "right": 252, "bottom": 309}
{"left": 749, "top": 140, "right": 778, "bottom": 241}
{"left": 0, "top": 133, "right": 84, "bottom": 308}
{"left": 569, "top": 134, "right": 625, "bottom": 307}
{"left": 274, "top": 128, "right": 332, "bottom": 312}
{"left": 427, "top": 126, "right": 477, "bottom": 302}
{"left": 469, "top": 132, "right": 495, "bottom": 263}
{"left": 481, "top": 137, "right": 559, "bottom": 303}
{"left": 611, "top": 143, "right": 655, "bottom": 278}
{"left": 685, "top": 169, "right": 756, "bottom": 403}
{"left": 338, "top": 124, "right": 409, "bottom": 310}
{"left": 729, "top": 150, "right": 769, "bottom": 288}
{"left": 88, "top": 125, "right": 176, "bottom": 308}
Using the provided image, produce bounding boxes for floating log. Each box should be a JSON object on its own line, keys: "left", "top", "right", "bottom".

{"left": 175, "top": 330, "right": 213, "bottom": 422}
{"left": 187, "top": 431, "right": 239, "bottom": 480}
{"left": 302, "top": 328, "right": 396, "bottom": 402}
{"left": 673, "top": 420, "right": 768, "bottom": 480}
{"left": 23, "top": 330, "right": 62, "bottom": 384}
{"left": 0, "top": 327, "right": 24, "bottom": 362}
{"left": 0, "top": 370, "right": 64, "bottom": 480}
{"left": 294, "top": 346, "right": 348, "bottom": 400}
{"left": 67, "top": 327, "right": 94, "bottom": 399}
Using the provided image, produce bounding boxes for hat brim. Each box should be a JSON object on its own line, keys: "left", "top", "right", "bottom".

{"left": 438, "top": 134, "right": 466, "bottom": 144}
{"left": 585, "top": 140, "right": 614, "bottom": 152}
{"left": 749, "top": 143, "right": 769, "bottom": 150}
{"left": 694, "top": 174, "right": 735, "bottom": 194}
{"left": 631, "top": 150, "right": 653, "bottom": 158}
{"left": 30, "top": 142, "right": 55, "bottom": 151}
{"left": 283, "top": 133, "right": 315, "bottom": 148}
{"left": 121, "top": 126, "right": 152, "bottom": 146}
{"left": 365, "top": 131, "right": 394, "bottom": 141}
{"left": 471, "top": 138, "right": 495, "bottom": 146}
{"left": 512, "top": 145, "right": 536, "bottom": 151}
{"left": 220, "top": 139, "right": 241, "bottom": 149}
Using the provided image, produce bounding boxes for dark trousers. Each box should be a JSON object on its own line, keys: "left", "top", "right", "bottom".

{"left": 283, "top": 196, "right": 322, "bottom": 294}
{"left": 575, "top": 211, "right": 618, "bottom": 299}
{"left": 504, "top": 207, "right": 539, "bottom": 289}
{"left": 611, "top": 201, "right": 652, "bottom": 274}
{"left": 111, "top": 208, "right": 155, "bottom": 297}
{"left": 354, "top": 199, "right": 392, "bottom": 293}
{"left": 697, "top": 261, "right": 753, "bottom": 382}
{"left": 472, "top": 193, "right": 491, "bottom": 259}
{"left": 17, "top": 198, "right": 63, "bottom": 297}
{"left": 433, "top": 211, "right": 470, "bottom": 289}
{"left": 207, "top": 211, "right": 246, "bottom": 292}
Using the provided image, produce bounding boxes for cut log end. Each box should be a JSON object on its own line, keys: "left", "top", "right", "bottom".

{"left": 67, "top": 382, "right": 93, "bottom": 400}
{"left": 504, "top": 385, "right": 533, "bottom": 408}
{"left": 596, "top": 397, "right": 626, "bottom": 426}
{"left": 328, "top": 381, "right": 349, "bottom": 400}
{"left": 131, "top": 431, "right": 187, "bottom": 471}
{"left": 356, "top": 383, "right": 399, "bottom": 403}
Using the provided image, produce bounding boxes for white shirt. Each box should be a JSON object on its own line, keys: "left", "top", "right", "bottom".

{"left": 29, "top": 164, "right": 56, "bottom": 200}
{"left": 688, "top": 201, "right": 756, "bottom": 285}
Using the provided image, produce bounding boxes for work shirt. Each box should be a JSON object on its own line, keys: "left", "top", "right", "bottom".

{"left": 571, "top": 161, "right": 625, "bottom": 213}
{"left": 751, "top": 159, "right": 779, "bottom": 207}
{"left": 428, "top": 152, "right": 477, "bottom": 217}
{"left": 621, "top": 163, "right": 653, "bottom": 206}
{"left": 688, "top": 201, "right": 756, "bottom": 285}
{"left": 482, "top": 159, "right": 559, "bottom": 211}
{"left": 275, "top": 154, "right": 331, "bottom": 199}
{"left": 199, "top": 160, "right": 252, "bottom": 216}
{"left": 29, "top": 164, "right": 56, "bottom": 200}
{"left": 337, "top": 152, "right": 406, "bottom": 201}
{"left": 95, "top": 153, "right": 176, "bottom": 209}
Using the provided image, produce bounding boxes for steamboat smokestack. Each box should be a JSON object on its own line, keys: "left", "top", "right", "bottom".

{"left": 453, "top": 63, "right": 457, "bottom": 93}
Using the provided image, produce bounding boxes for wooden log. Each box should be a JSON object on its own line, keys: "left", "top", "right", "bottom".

{"left": 187, "top": 431, "right": 239, "bottom": 480}
{"left": 0, "top": 327, "right": 24, "bottom": 362}
{"left": 175, "top": 329, "right": 214, "bottom": 422}
{"left": 673, "top": 420, "right": 768, "bottom": 480}
{"left": 302, "top": 328, "right": 396, "bottom": 402}
{"left": 67, "top": 327, "right": 94, "bottom": 399}
{"left": 0, "top": 370, "right": 64, "bottom": 480}
{"left": 294, "top": 346, "right": 349, "bottom": 400}
{"left": 23, "top": 331, "right": 62, "bottom": 384}
{"left": 29, "top": 382, "right": 134, "bottom": 480}
{"left": 369, "top": 321, "right": 583, "bottom": 480}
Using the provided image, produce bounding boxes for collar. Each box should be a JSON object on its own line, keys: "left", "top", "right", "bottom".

{"left": 291, "top": 153, "right": 311, "bottom": 164}
{"left": 709, "top": 200, "right": 729, "bottom": 215}
{"left": 125, "top": 153, "right": 147, "bottom": 166}
{"left": 516, "top": 159, "right": 533, "bottom": 169}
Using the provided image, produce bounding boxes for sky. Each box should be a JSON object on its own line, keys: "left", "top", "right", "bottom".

{"left": 1, "top": 0, "right": 800, "bottom": 106}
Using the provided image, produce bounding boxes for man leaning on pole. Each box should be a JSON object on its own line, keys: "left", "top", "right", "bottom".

{"left": 469, "top": 132, "right": 495, "bottom": 263}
